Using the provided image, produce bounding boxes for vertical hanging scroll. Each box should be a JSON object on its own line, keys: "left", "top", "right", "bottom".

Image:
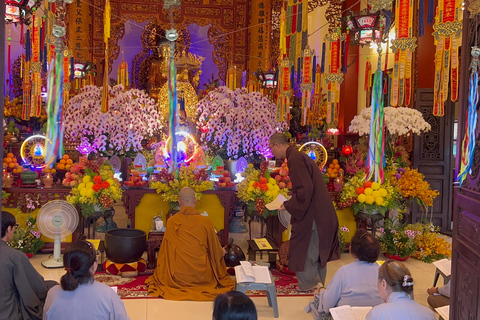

{"left": 432, "top": 0, "right": 462, "bottom": 116}
{"left": 68, "top": 0, "right": 90, "bottom": 64}
{"left": 248, "top": 0, "right": 272, "bottom": 81}
{"left": 31, "top": 13, "right": 42, "bottom": 118}
{"left": 324, "top": 31, "right": 345, "bottom": 124}
{"left": 390, "top": 0, "right": 416, "bottom": 107}
{"left": 301, "top": 45, "right": 314, "bottom": 125}
{"left": 277, "top": 58, "right": 292, "bottom": 122}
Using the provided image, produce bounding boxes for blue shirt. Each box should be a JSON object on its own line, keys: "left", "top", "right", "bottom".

{"left": 366, "top": 291, "right": 436, "bottom": 320}
{"left": 44, "top": 282, "right": 130, "bottom": 320}
{"left": 306, "top": 260, "right": 384, "bottom": 314}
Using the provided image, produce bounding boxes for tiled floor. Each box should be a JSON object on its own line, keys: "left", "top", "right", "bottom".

{"left": 31, "top": 215, "right": 443, "bottom": 320}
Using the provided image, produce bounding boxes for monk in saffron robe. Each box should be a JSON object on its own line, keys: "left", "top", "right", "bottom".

{"left": 146, "top": 187, "right": 234, "bottom": 300}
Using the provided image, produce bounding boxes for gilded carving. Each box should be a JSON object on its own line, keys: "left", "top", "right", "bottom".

{"left": 120, "top": 3, "right": 160, "bottom": 11}
{"left": 184, "top": 7, "right": 221, "bottom": 15}
{"left": 213, "top": 0, "right": 233, "bottom": 5}
{"left": 223, "top": 8, "right": 234, "bottom": 28}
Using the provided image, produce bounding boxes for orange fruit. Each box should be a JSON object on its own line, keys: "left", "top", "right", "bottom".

{"left": 332, "top": 159, "right": 339, "bottom": 165}
{"left": 8, "top": 162, "right": 16, "bottom": 169}
{"left": 59, "top": 159, "right": 66, "bottom": 164}
{"left": 65, "top": 164, "right": 72, "bottom": 171}
{"left": 62, "top": 154, "right": 69, "bottom": 160}
{"left": 51, "top": 169, "right": 56, "bottom": 173}
{"left": 57, "top": 163, "right": 65, "bottom": 170}
{"left": 66, "top": 159, "right": 73, "bottom": 164}
{"left": 4, "top": 158, "right": 12, "bottom": 164}
{"left": 11, "top": 157, "right": 17, "bottom": 163}
{"left": 7, "top": 153, "right": 14, "bottom": 158}
{"left": 334, "top": 164, "right": 340, "bottom": 170}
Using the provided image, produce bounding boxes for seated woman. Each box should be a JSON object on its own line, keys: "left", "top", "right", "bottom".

{"left": 365, "top": 260, "right": 436, "bottom": 320}
{"left": 43, "top": 241, "right": 130, "bottom": 320}
{"left": 213, "top": 291, "right": 257, "bottom": 320}
{"left": 305, "top": 229, "right": 384, "bottom": 319}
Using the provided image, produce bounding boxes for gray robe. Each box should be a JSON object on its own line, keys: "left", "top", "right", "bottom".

{"left": 0, "top": 240, "right": 54, "bottom": 320}
{"left": 284, "top": 146, "right": 340, "bottom": 271}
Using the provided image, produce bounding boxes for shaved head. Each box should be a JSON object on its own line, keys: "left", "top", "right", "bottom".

{"left": 178, "top": 187, "right": 197, "bottom": 207}
{"left": 269, "top": 133, "right": 288, "bottom": 146}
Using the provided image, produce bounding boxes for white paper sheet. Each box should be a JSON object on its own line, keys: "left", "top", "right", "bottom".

{"left": 435, "top": 305, "right": 450, "bottom": 319}
{"left": 265, "top": 194, "right": 288, "bottom": 211}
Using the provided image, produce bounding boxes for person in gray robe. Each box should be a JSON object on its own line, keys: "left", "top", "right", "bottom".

{"left": 0, "top": 211, "right": 57, "bottom": 320}
{"left": 269, "top": 133, "right": 340, "bottom": 291}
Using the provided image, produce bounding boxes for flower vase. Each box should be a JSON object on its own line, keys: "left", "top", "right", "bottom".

{"left": 95, "top": 208, "right": 117, "bottom": 233}
{"left": 385, "top": 252, "right": 409, "bottom": 261}
{"left": 25, "top": 252, "right": 34, "bottom": 258}
{"left": 167, "top": 203, "right": 181, "bottom": 221}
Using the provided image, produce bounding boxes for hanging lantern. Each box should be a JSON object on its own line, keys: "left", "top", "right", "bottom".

{"left": 344, "top": 10, "right": 388, "bottom": 46}
{"left": 4, "top": 0, "right": 42, "bottom": 24}
{"left": 255, "top": 69, "right": 278, "bottom": 89}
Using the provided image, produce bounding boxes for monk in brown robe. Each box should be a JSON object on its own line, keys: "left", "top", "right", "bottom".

{"left": 146, "top": 187, "right": 234, "bottom": 300}
{"left": 269, "top": 133, "right": 340, "bottom": 291}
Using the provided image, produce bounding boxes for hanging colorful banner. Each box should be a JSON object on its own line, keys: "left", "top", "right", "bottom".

{"left": 324, "top": 31, "right": 345, "bottom": 123}
{"left": 276, "top": 58, "right": 292, "bottom": 122}
{"left": 456, "top": 47, "right": 479, "bottom": 184}
{"left": 432, "top": 0, "right": 462, "bottom": 116}
{"left": 390, "top": 0, "right": 416, "bottom": 107}
{"left": 300, "top": 45, "right": 314, "bottom": 125}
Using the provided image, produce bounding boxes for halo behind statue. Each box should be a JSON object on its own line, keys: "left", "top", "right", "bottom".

{"left": 298, "top": 141, "right": 328, "bottom": 169}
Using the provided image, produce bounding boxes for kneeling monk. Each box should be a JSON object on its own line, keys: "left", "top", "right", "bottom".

{"left": 146, "top": 187, "right": 234, "bottom": 300}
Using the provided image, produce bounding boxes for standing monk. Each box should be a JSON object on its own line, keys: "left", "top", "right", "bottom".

{"left": 146, "top": 187, "right": 234, "bottom": 300}
{"left": 269, "top": 133, "right": 340, "bottom": 291}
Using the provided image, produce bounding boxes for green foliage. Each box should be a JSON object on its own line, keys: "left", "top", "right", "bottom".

{"left": 9, "top": 213, "right": 44, "bottom": 254}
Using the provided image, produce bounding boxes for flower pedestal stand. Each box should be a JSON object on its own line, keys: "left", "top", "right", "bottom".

{"left": 84, "top": 211, "right": 102, "bottom": 239}
{"left": 354, "top": 211, "right": 384, "bottom": 236}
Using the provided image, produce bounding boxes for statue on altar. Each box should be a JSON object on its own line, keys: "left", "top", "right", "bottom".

{"left": 145, "top": 27, "right": 168, "bottom": 100}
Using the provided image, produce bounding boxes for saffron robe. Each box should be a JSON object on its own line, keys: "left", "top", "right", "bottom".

{"left": 146, "top": 206, "right": 235, "bottom": 300}
{"left": 284, "top": 146, "right": 340, "bottom": 271}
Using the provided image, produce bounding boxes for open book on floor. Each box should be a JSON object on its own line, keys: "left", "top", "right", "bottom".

{"left": 329, "top": 305, "right": 372, "bottom": 320}
{"left": 234, "top": 261, "right": 272, "bottom": 284}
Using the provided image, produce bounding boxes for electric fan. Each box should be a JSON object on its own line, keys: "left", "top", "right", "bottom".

{"left": 278, "top": 209, "right": 291, "bottom": 228}
{"left": 37, "top": 200, "right": 79, "bottom": 268}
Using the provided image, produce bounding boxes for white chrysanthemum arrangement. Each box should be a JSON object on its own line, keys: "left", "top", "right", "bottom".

{"left": 196, "top": 86, "right": 287, "bottom": 160}
{"left": 349, "top": 107, "right": 431, "bottom": 136}
{"left": 64, "top": 85, "right": 163, "bottom": 157}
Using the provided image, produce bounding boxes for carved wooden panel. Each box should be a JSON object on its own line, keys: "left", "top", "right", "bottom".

{"left": 90, "top": 0, "right": 250, "bottom": 81}
{"left": 451, "top": 6, "right": 480, "bottom": 319}
{"left": 413, "top": 89, "right": 454, "bottom": 232}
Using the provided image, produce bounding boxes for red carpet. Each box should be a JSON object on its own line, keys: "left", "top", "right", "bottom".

{"left": 94, "top": 270, "right": 314, "bottom": 299}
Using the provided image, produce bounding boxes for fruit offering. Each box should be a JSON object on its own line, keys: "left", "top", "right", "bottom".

{"left": 41, "top": 167, "right": 56, "bottom": 175}
{"left": 326, "top": 159, "right": 341, "bottom": 178}
{"left": 275, "top": 160, "right": 292, "bottom": 190}
{"left": 3, "top": 153, "right": 18, "bottom": 171}
{"left": 56, "top": 154, "right": 74, "bottom": 171}
{"left": 356, "top": 181, "right": 388, "bottom": 206}
{"left": 62, "top": 171, "right": 83, "bottom": 187}
{"left": 124, "top": 170, "right": 148, "bottom": 187}
{"left": 216, "top": 170, "right": 235, "bottom": 188}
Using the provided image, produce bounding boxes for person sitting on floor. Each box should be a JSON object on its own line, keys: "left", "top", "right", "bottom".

{"left": 0, "top": 211, "right": 58, "bottom": 320}
{"left": 43, "top": 240, "right": 130, "bottom": 320}
{"left": 427, "top": 280, "right": 450, "bottom": 309}
{"left": 365, "top": 260, "right": 436, "bottom": 320}
{"left": 213, "top": 291, "right": 257, "bottom": 320}
{"left": 146, "top": 187, "right": 235, "bottom": 300}
{"left": 305, "top": 229, "right": 384, "bottom": 319}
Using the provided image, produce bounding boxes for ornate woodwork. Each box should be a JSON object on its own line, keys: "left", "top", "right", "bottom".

{"left": 3, "top": 187, "right": 71, "bottom": 213}
{"left": 451, "top": 5, "right": 480, "bottom": 320}
{"left": 91, "top": 0, "right": 250, "bottom": 82}
{"left": 413, "top": 89, "right": 454, "bottom": 232}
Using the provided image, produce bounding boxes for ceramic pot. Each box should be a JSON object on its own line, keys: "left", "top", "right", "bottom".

{"left": 385, "top": 252, "right": 409, "bottom": 261}
{"left": 105, "top": 228, "right": 146, "bottom": 263}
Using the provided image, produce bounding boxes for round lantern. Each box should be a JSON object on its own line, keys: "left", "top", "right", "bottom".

{"left": 342, "top": 145, "right": 353, "bottom": 156}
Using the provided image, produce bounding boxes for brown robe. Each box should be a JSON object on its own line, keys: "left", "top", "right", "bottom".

{"left": 145, "top": 206, "right": 234, "bottom": 300}
{"left": 284, "top": 146, "right": 340, "bottom": 271}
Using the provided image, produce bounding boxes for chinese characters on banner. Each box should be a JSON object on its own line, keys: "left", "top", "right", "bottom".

{"left": 68, "top": 0, "right": 91, "bottom": 88}
{"left": 248, "top": 0, "right": 272, "bottom": 88}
